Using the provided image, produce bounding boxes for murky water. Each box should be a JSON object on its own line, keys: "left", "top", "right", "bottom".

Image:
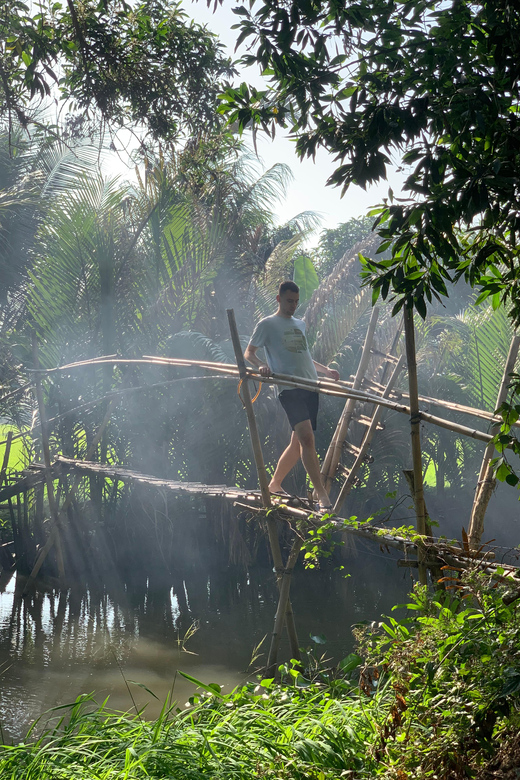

{"left": 0, "top": 534, "right": 411, "bottom": 743}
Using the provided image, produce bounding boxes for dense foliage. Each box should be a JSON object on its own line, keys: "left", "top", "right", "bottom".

{"left": 1, "top": 0, "right": 234, "bottom": 141}
{"left": 1, "top": 576, "right": 519, "bottom": 778}
{"left": 220, "top": 0, "right": 520, "bottom": 324}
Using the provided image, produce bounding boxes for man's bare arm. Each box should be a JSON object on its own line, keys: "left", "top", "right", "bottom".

{"left": 244, "top": 345, "right": 271, "bottom": 377}
{"left": 313, "top": 360, "right": 340, "bottom": 381}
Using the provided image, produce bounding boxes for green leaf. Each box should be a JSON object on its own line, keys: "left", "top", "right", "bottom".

{"left": 293, "top": 254, "right": 319, "bottom": 304}
{"left": 177, "top": 671, "right": 225, "bottom": 698}
{"left": 339, "top": 653, "right": 363, "bottom": 672}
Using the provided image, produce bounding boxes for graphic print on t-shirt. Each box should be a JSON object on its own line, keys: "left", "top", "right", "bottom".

{"left": 283, "top": 327, "right": 307, "bottom": 353}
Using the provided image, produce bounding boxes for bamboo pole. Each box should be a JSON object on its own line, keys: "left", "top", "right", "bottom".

{"left": 23, "top": 400, "right": 114, "bottom": 591}
{"left": 468, "top": 333, "right": 520, "bottom": 549}
{"left": 334, "top": 356, "right": 405, "bottom": 513}
{"left": 226, "top": 309, "right": 300, "bottom": 663}
{"left": 266, "top": 533, "right": 304, "bottom": 675}
{"left": 0, "top": 431, "right": 13, "bottom": 485}
{"left": 27, "top": 352, "right": 520, "bottom": 432}
{"left": 403, "top": 307, "right": 427, "bottom": 586}
{"left": 32, "top": 334, "right": 65, "bottom": 579}
{"left": 227, "top": 310, "right": 271, "bottom": 508}
{"left": 321, "top": 307, "right": 380, "bottom": 491}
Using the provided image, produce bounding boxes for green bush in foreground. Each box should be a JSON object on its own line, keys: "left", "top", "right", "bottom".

{"left": 1, "top": 574, "right": 519, "bottom": 779}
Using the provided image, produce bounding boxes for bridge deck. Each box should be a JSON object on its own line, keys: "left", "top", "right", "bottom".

{"left": 2, "top": 456, "right": 519, "bottom": 583}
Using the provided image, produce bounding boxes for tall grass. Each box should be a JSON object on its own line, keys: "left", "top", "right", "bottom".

{"left": 0, "top": 678, "right": 380, "bottom": 779}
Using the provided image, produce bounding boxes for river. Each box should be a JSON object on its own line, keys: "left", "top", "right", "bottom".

{"left": 0, "top": 530, "right": 411, "bottom": 744}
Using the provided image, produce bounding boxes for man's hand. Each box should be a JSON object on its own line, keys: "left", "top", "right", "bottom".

{"left": 325, "top": 367, "right": 340, "bottom": 381}
{"left": 258, "top": 364, "right": 271, "bottom": 377}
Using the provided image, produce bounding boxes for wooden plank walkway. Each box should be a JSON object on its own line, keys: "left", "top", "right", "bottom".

{"left": 54, "top": 456, "right": 520, "bottom": 582}
{"left": 2, "top": 456, "right": 519, "bottom": 584}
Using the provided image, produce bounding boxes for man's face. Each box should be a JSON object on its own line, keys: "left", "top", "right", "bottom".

{"left": 277, "top": 291, "right": 299, "bottom": 317}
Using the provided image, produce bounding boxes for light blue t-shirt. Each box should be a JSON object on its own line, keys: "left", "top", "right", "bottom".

{"left": 249, "top": 315, "right": 318, "bottom": 389}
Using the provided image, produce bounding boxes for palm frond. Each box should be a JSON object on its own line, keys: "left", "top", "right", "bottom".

{"left": 304, "top": 236, "right": 379, "bottom": 364}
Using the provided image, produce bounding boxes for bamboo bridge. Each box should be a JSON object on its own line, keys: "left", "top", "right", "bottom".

{"left": 1, "top": 307, "right": 520, "bottom": 672}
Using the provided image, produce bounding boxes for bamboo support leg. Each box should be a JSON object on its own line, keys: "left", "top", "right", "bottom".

{"left": 266, "top": 533, "right": 304, "bottom": 675}
{"left": 322, "top": 307, "right": 380, "bottom": 492}
{"left": 468, "top": 333, "right": 520, "bottom": 549}
{"left": 265, "top": 515, "right": 301, "bottom": 662}
{"left": 32, "top": 335, "right": 65, "bottom": 579}
{"left": 227, "top": 309, "right": 301, "bottom": 661}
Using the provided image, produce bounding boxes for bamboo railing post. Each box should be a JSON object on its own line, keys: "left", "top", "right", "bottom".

{"left": 227, "top": 310, "right": 271, "bottom": 507}
{"left": 334, "top": 356, "right": 405, "bottom": 514}
{"left": 322, "top": 307, "right": 380, "bottom": 492}
{"left": 226, "top": 309, "right": 301, "bottom": 664}
{"left": 32, "top": 334, "right": 65, "bottom": 579}
{"left": 468, "top": 333, "right": 520, "bottom": 549}
{"left": 403, "top": 306, "right": 427, "bottom": 586}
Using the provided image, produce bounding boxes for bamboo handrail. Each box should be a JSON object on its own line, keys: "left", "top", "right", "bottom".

{"left": 13, "top": 354, "right": 514, "bottom": 450}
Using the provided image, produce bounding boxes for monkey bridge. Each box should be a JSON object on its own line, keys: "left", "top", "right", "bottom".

{"left": 1, "top": 308, "right": 520, "bottom": 672}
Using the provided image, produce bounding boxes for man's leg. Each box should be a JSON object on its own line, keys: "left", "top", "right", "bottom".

{"left": 268, "top": 431, "right": 301, "bottom": 493}
{"left": 294, "top": 419, "right": 331, "bottom": 506}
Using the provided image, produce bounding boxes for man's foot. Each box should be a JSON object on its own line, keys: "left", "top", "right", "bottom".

{"left": 268, "top": 482, "right": 289, "bottom": 496}
{"left": 316, "top": 502, "right": 334, "bottom": 514}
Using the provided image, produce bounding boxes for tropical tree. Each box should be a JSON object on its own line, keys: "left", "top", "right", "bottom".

{"left": 1, "top": 0, "right": 234, "bottom": 143}
{"left": 314, "top": 216, "right": 374, "bottom": 278}
{"left": 219, "top": 0, "right": 520, "bottom": 326}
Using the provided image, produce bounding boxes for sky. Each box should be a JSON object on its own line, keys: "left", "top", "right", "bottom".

{"left": 184, "top": 0, "right": 405, "bottom": 238}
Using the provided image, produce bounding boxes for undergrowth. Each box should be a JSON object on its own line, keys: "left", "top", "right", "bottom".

{"left": 1, "top": 573, "right": 519, "bottom": 779}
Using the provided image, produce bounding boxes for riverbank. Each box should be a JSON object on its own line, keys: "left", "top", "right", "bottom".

{"left": 1, "top": 575, "right": 519, "bottom": 779}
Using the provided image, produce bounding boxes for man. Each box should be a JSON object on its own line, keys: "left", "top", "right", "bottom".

{"left": 244, "top": 280, "right": 339, "bottom": 510}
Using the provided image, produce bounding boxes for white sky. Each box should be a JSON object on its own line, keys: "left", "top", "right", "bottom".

{"left": 184, "top": 0, "right": 405, "bottom": 238}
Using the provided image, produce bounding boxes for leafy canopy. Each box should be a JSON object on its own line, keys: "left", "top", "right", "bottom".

{"left": 218, "top": 0, "right": 520, "bottom": 320}
{"left": 1, "top": 0, "right": 235, "bottom": 141}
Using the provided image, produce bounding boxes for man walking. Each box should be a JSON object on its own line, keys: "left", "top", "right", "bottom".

{"left": 244, "top": 281, "right": 339, "bottom": 510}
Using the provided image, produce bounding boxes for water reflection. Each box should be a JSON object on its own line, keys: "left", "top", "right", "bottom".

{"left": 0, "top": 534, "right": 411, "bottom": 743}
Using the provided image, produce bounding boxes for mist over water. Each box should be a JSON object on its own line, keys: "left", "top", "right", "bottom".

{"left": 0, "top": 503, "right": 412, "bottom": 743}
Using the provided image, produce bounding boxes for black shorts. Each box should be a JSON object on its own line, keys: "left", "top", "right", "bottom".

{"left": 279, "top": 388, "right": 319, "bottom": 431}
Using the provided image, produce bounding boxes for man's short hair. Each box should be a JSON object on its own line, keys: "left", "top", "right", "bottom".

{"left": 279, "top": 280, "right": 299, "bottom": 296}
